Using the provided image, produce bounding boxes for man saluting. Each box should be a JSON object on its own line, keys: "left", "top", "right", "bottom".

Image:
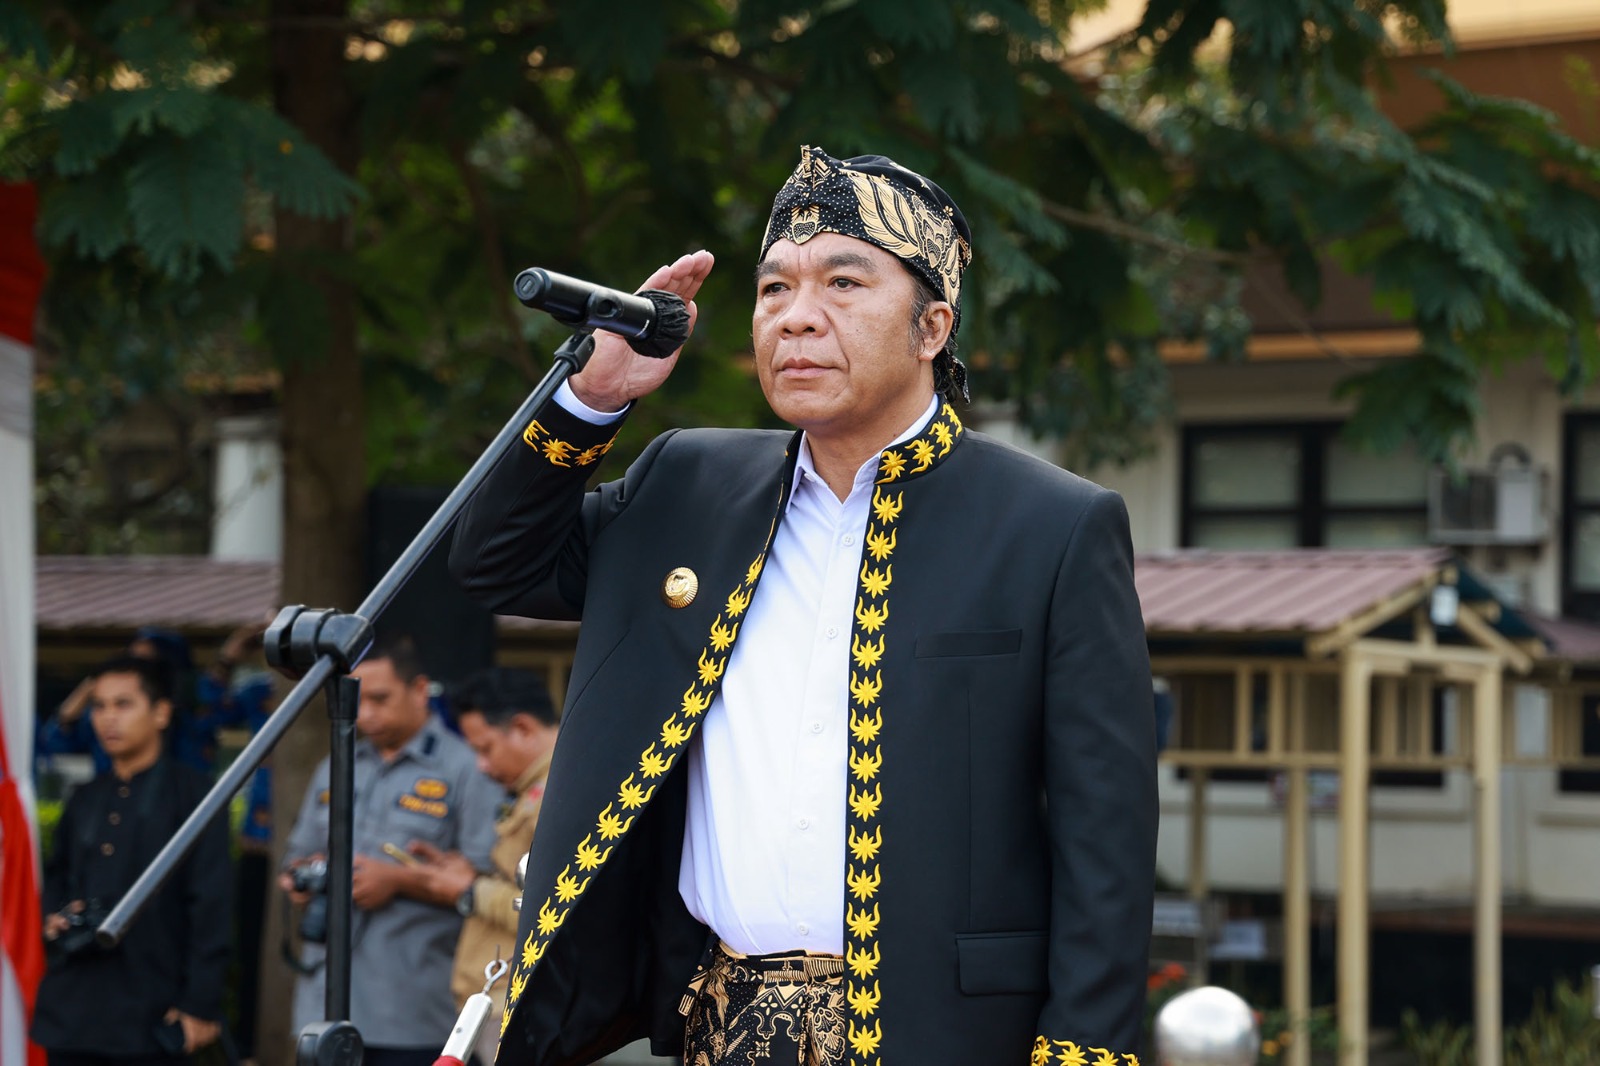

{"left": 451, "top": 145, "right": 1157, "bottom": 1066}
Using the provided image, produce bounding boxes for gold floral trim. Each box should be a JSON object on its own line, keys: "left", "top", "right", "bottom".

{"left": 840, "top": 401, "right": 962, "bottom": 1066}
{"left": 843, "top": 481, "right": 892, "bottom": 1065}
{"left": 1031, "top": 1037, "right": 1140, "bottom": 1066}
{"left": 875, "top": 401, "right": 962, "bottom": 486}
{"left": 522, "top": 417, "right": 619, "bottom": 468}
{"left": 498, "top": 512, "right": 784, "bottom": 1036}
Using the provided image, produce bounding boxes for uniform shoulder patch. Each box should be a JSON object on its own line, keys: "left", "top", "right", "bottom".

{"left": 414, "top": 777, "right": 449, "bottom": 800}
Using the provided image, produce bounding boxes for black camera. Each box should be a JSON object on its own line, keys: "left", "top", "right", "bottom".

{"left": 53, "top": 899, "right": 109, "bottom": 959}
{"left": 290, "top": 859, "right": 330, "bottom": 944}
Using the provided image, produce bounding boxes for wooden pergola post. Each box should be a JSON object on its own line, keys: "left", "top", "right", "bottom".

{"left": 1337, "top": 649, "right": 1372, "bottom": 1066}
{"left": 1474, "top": 665, "right": 1504, "bottom": 1066}
{"left": 1284, "top": 760, "right": 1312, "bottom": 1066}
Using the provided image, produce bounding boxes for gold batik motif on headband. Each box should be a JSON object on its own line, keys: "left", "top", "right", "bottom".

{"left": 761, "top": 146, "right": 972, "bottom": 318}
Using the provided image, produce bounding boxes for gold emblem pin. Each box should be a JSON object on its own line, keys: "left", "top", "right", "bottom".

{"left": 662, "top": 567, "right": 699, "bottom": 609}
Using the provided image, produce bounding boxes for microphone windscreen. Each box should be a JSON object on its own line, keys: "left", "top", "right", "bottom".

{"left": 629, "top": 289, "right": 692, "bottom": 359}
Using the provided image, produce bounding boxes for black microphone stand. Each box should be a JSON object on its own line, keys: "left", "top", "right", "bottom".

{"left": 95, "top": 328, "right": 598, "bottom": 1066}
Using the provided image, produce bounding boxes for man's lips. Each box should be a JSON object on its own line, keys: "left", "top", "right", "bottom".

{"left": 775, "top": 357, "right": 833, "bottom": 377}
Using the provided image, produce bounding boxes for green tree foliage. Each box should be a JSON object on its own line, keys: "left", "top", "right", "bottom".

{"left": 7, "top": 0, "right": 1600, "bottom": 484}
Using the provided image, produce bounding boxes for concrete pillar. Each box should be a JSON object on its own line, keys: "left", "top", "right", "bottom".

{"left": 211, "top": 413, "right": 282, "bottom": 560}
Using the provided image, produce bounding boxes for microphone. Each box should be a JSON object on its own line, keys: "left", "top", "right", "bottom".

{"left": 512, "top": 268, "right": 691, "bottom": 359}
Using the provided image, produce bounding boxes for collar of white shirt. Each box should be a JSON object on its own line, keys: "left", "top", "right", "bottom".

{"left": 786, "top": 393, "right": 940, "bottom": 511}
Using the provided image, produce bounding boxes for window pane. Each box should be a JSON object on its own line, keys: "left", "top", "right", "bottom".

{"left": 1575, "top": 427, "right": 1600, "bottom": 504}
{"left": 1572, "top": 512, "right": 1600, "bottom": 590}
{"left": 1192, "top": 436, "right": 1299, "bottom": 507}
{"left": 1325, "top": 514, "right": 1429, "bottom": 548}
{"left": 1326, "top": 440, "right": 1429, "bottom": 505}
{"left": 1190, "top": 516, "right": 1299, "bottom": 549}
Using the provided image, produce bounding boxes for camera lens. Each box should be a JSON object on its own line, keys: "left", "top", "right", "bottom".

{"left": 299, "top": 895, "right": 329, "bottom": 944}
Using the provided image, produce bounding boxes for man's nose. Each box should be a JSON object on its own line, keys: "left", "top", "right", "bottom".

{"left": 777, "top": 284, "right": 826, "bottom": 335}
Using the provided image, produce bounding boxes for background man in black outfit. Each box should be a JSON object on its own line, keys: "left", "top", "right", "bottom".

{"left": 32, "top": 655, "right": 232, "bottom": 1066}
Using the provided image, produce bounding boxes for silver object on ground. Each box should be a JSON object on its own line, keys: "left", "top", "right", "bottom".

{"left": 1154, "top": 985, "right": 1260, "bottom": 1066}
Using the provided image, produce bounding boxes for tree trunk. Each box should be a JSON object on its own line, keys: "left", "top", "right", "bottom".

{"left": 257, "top": 2, "right": 363, "bottom": 1061}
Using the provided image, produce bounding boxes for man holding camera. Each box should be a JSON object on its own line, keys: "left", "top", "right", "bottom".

{"left": 32, "top": 655, "right": 233, "bottom": 1066}
{"left": 280, "top": 637, "right": 502, "bottom": 1066}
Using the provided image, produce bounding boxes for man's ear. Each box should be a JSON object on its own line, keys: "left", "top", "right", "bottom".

{"left": 153, "top": 698, "right": 173, "bottom": 731}
{"left": 918, "top": 302, "right": 954, "bottom": 362}
{"left": 508, "top": 713, "right": 546, "bottom": 740}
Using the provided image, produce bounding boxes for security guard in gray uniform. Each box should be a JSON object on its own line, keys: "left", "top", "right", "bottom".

{"left": 281, "top": 637, "right": 503, "bottom": 1066}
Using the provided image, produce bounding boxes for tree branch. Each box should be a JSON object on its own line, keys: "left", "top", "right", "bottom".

{"left": 446, "top": 139, "right": 539, "bottom": 383}
{"left": 1038, "top": 196, "right": 1250, "bottom": 265}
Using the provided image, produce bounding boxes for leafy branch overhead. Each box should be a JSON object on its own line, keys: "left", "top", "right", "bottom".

{"left": 6, "top": 0, "right": 1600, "bottom": 478}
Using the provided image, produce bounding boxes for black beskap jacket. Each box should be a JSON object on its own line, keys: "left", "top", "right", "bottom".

{"left": 450, "top": 399, "right": 1156, "bottom": 1066}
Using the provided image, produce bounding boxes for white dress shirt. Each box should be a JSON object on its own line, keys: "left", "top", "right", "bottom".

{"left": 556, "top": 382, "right": 938, "bottom": 955}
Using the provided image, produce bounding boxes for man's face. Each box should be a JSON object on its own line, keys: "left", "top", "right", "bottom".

{"left": 458, "top": 711, "right": 550, "bottom": 790}
{"left": 352, "top": 657, "right": 430, "bottom": 754}
{"left": 753, "top": 233, "right": 946, "bottom": 442}
{"left": 90, "top": 672, "right": 170, "bottom": 762}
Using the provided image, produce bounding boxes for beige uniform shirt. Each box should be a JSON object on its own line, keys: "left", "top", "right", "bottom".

{"left": 451, "top": 752, "right": 551, "bottom": 1008}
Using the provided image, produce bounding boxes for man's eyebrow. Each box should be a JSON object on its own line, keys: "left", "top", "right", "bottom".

{"left": 754, "top": 251, "right": 880, "bottom": 283}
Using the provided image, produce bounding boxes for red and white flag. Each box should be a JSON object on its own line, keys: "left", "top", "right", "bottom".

{"left": 0, "top": 179, "right": 45, "bottom": 1066}
{"left": 0, "top": 715, "right": 43, "bottom": 1066}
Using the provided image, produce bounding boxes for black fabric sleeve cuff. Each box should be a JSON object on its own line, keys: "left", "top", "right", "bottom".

{"left": 521, "top": 398, "right": 625, "bottom": 470}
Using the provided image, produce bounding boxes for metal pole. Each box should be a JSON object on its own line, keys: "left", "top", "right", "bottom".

{"left": 324, "top": 673, "right": 360, "bottom": 1023}
{"left": 1336, "top": 649, "right": 1371, "bottom": 1066}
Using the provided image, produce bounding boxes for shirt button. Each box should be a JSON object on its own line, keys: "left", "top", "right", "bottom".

{"left": 797, "top": 817, "right": 810, "bottom": 830}
{"left": 825, "top": 626, "right": 838, "bottom": 639}
{"left": 841, "top": 534, "right": 855, "bottom": 546}
{"left": 809, "top": 722, "right": 824, "bottom": 734}
{"left": 117, "top": 786, "right": 130, "bottom": 798}
{"left": 108, "top": 813, "right": 120, "bottom": 826}
{"left": 100, "top": 842, "right": 114, "bottom": 856}
{"left": 796, "top": 922, "right": 810, "bottom": 936}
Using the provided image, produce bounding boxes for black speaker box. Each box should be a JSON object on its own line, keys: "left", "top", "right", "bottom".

{"left": 364, "top": 486, "right": 495, "bottom": 687}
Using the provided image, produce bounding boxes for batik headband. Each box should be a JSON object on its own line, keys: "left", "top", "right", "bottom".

{"left": 760, "top": 146, "right": 974, "bottom": 399}
{"left": 761, "top": 145, "right": 972, "bottom": 319}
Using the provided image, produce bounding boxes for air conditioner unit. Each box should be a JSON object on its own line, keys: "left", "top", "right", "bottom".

{"left": 1427, "top": 464, "right": 1548, "bottom": 545}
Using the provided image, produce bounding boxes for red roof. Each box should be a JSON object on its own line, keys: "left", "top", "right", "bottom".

{"left": 1523, "top": 610, "right": 1600, "bottom": 665}
{"left": 1135, "top": 548, "right": 1451, "bottom": 636}
{"left": 37, "top": 555, "right": 281, "bottom": 630}
{"left": 31, "top": 548, "right": 1491, "bottom": 643}
{"left": 34, "top": 555, "right": 572, "bottom": 635}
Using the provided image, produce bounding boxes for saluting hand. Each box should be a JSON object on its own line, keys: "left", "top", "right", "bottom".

{"left": 567, "top": 250, "right": 715, "bottom": 413}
